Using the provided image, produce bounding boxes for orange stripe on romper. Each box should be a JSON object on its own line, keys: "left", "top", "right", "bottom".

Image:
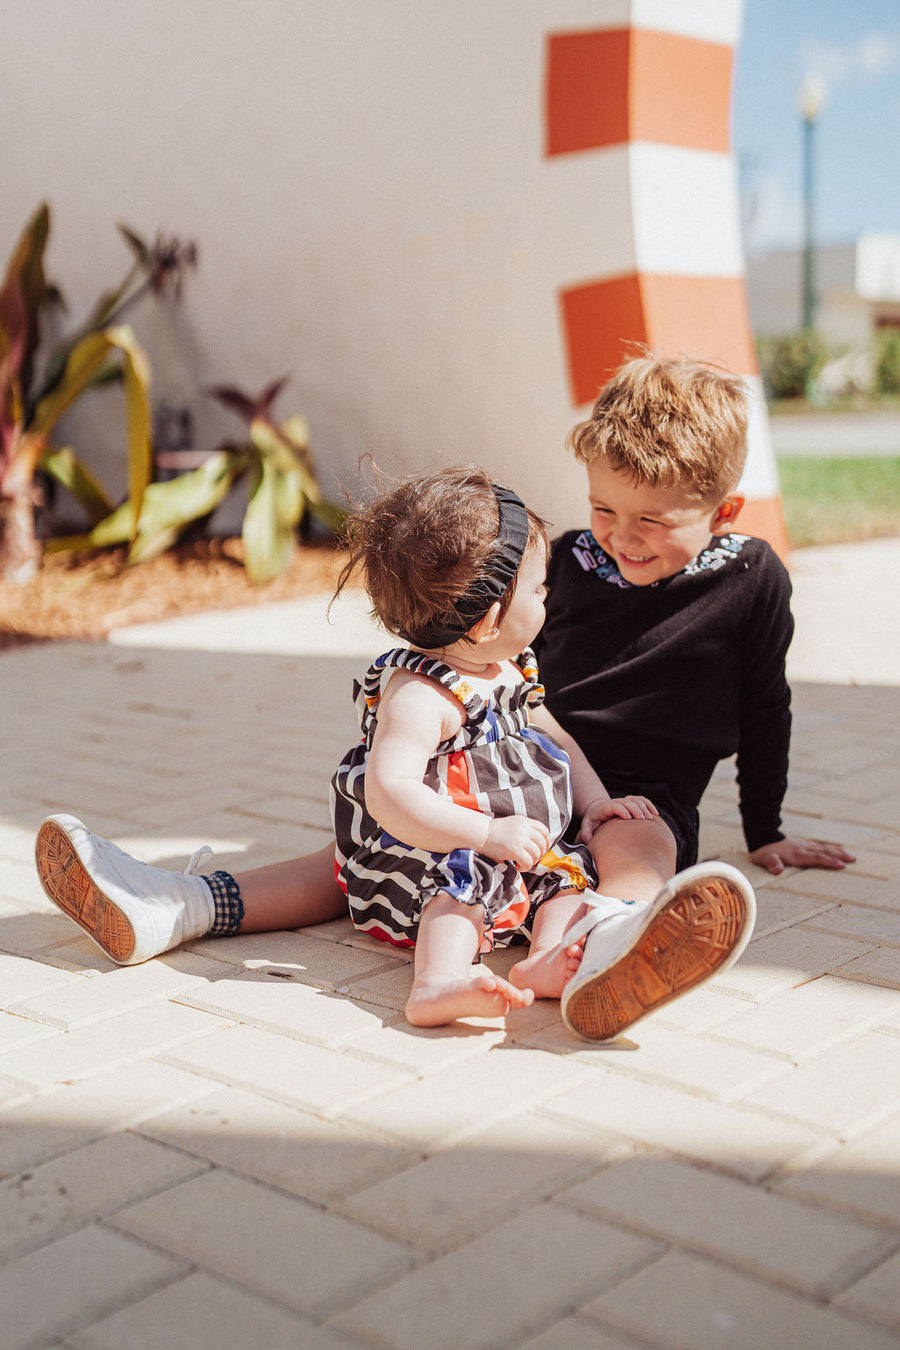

{"left": 492, "top": 884, "right": 531, "bottom": 935}
{"left": 446, "top": 750, "right": 481, "bottom": 813}
{"left": 446, "top": 752, "right": 531, "bottom": 935}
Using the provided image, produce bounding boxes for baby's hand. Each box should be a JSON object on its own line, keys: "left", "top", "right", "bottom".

{"left": 579, "top": 795, "right": 659, "bottom": 842}
{"left": 483, "top": 816, "right": 551, "bottom": 869}
{"left": 750, "top": 835, "right": 856, "bottom": 875}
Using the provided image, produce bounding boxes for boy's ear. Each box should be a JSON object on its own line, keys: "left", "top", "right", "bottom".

{"left": 468, "top": 602, "right": 502, "bottom": 643}
{"left": 710, "top": 494, "right": 745, "bottom": 535}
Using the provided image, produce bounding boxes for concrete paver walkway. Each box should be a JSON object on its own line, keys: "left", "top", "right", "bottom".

{"left": 1, "top": 541, "right": 899, "bottom": 1350}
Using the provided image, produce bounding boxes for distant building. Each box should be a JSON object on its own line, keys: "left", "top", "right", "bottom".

{"left": 746, "top": 233, "right": 900, "bottom": 346}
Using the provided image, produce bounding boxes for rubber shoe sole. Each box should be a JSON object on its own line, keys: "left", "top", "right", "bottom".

{"left": 562, "top": 871, "right": 752, "bottom": 1041}
{"left": 35, "top": 817, "right": 136, "bottom": 963}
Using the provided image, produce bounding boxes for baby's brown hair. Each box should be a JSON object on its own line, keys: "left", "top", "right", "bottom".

{"left": 568, "top": 354, "right": 748, "bottom": 502}
{"left": 334, "top": 465, "right": 547, "bottom": 646}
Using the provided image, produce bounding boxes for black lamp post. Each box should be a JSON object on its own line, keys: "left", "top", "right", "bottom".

{"left": 797, "top": 74, "right": 826, "bottom": 331}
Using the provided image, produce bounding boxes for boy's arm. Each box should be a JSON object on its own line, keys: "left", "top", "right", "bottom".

{"left": 365, "top": 675, "right": 550, "bottom": 868}
{"left": 740, "top": 696, "right": 854, "bottom": 872}
{"left": 735, "top": 552, "right": 793, "bottom": 853}
{"left": 737, "top": 551, "right": 855, "bottom": 873}
{"left": 749, "top": 835, "right": 855, "bottom": 874}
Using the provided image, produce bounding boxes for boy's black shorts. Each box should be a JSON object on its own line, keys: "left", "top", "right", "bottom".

{"left": 638, "top": 785, "right": 700, "bottom": 873}
{"left": 573, "top": 774, "right": 700, "bottom": 875}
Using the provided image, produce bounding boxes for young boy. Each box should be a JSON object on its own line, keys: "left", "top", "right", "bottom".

{"left": 530, "top": 354, "right": 853, "bottom": 1033}
{"left": 539, "top": 354, "right": 853, "bottom": 875}
{"left": 33, "top": 356, "right": 851, "bottom": 1039}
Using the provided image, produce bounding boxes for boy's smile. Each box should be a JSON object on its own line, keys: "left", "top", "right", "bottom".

{"left": 586, "top": 458, "right": 743, "bottom": 586}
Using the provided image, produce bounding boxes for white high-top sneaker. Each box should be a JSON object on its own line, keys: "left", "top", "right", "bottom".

{"left": 560, "top": 862, "right": 756, "bottom": 1041}
{"left": 35, "top": 814, "right": 217, "bottom": 965}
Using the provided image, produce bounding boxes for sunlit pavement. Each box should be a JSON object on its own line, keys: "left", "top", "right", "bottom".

{"left": 1, "top": 542, "right": 899, "bottom": 1349}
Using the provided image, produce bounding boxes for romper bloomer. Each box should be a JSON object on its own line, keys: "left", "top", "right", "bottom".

{"left": 330, "top": 646, "right": 598, "bottom": 950}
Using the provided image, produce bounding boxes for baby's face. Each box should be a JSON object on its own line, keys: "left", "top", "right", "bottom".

{"left": 495, "top": 540, "right": 549, "bottom": 655}
{"left": 586, "top": 458, "right": 737, "bottom": 586}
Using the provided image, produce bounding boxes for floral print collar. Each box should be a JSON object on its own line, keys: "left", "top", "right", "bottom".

{"left": 569, "top": 530, "right": 750, "bottom": 588}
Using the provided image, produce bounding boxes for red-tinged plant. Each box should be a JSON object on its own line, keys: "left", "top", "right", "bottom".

{"left": 0, "top": 203, "right": 196, "bottom": 580}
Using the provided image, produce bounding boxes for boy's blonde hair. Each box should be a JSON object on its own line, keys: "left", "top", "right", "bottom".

{"left": 334, "top": 465, "right": 547, "bottom": 645}
{"left": 568, "top": 354, "right": 748, "bottom": 502}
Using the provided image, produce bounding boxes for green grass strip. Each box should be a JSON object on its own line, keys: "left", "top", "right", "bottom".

{"left": 776, "top": 455, "right": 900, "bottom": 548}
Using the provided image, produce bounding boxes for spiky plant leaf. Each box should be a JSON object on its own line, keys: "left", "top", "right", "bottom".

{"left": 40, "top": 445, "right": 114, "bottom": 525}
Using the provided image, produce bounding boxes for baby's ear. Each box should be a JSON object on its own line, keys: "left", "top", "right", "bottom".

{"left": 710, "top": 494, "right": 745, "bottom": 535}
{"left": 468, "top": 602, "right": 502, "bottom": 643}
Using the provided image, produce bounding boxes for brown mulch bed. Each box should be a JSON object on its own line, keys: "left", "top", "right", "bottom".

{"left": 0, "top": 538, "right": 351, "bottom": 651}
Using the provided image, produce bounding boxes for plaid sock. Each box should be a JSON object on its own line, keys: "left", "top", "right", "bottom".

{"left": 203, "top": 870, "right": 245, "bottom": 936}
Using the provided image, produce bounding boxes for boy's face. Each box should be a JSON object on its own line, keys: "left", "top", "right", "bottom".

{"left": 586, "top": 457, "right": 743, "bottom": 587}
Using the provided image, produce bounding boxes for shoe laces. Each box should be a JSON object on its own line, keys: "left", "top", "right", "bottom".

{"left": 550, "top": 890, "right": 644, "bottom": 957}
{"left": 185, "top": 845, "right": 214, "bottom": 875}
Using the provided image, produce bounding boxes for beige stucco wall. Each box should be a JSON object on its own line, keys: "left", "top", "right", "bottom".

{"left": 2, "top": 1, "right": 747, "bottom": 534}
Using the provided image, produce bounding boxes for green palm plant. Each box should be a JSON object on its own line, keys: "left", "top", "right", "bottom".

{"left": 2, "top": 203, "right": 337, "bottom": 586}
{"left": 49, "top": 376, "right": 343, "bottom": 585}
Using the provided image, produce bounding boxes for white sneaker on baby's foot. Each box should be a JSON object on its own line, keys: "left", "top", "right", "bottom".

{"left": 34, "top": 814, "right": 216, "bottom": 965}
{"left": 560, "top": 861, "right": 756, "bottom": 1041}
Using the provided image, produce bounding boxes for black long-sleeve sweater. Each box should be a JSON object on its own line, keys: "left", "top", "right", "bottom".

{"left": 533, "top": 530, "right": 793, "bottom": 852}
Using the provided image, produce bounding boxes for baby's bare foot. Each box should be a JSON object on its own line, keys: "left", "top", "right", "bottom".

{"left": 405, "top": 968, "right": 534, "bottom": 1027}
{"left": 509, "top": 937, "right": 584, "bottom": 1000}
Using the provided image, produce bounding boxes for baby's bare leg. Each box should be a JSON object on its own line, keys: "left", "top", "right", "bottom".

{"left": 234, "top": 844, "right": 345, "bottom": 932}
{"left": 509, "top": 888, "right": 587, "bottom": 998}
{"left": 406, "top": 892, "right": 534, "bottom": 1027}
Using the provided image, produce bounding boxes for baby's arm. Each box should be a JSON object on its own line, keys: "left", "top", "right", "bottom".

{"left": 365, "top": 672, "right": 550, "bottom": 869}
{"left": 528, "top": 704, "right": 657, "bottom": 834}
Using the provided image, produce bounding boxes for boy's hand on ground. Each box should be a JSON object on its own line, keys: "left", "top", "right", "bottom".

{"left": 483, "top": 816, "right": 551, "bottom": 869}
{"left": 579, "top": 795, "right": 659, "bottom": 841}
{"left": 749, "top": 835, "right": 856, "bottom": 875}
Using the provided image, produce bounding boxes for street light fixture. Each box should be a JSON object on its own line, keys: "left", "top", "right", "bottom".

{"left": 796, "top": 73, "right": 827, "bottom": 331}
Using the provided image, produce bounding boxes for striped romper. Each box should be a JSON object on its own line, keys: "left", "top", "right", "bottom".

{"left": 330, "top": 646, "right": 598, "bottom": 950}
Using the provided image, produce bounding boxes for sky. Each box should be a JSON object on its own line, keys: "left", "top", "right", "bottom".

{"left": 734, "top": 0, "right": 900, "bottom": 255}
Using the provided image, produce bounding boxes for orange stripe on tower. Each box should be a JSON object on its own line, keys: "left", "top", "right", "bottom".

{"left": 545, "top": 29, "right": 630, "bottom": 154}
{"left": 545, "top": 28, "right": 733, "bottom": 156}
{"left": 560, "top": 274, "right": 758, "bottom": 406}
{"left": 558, "top": 267, "right": 790, "bottom": 556}
{"left": 735, "top": 498, "right": 789, "bottom": 559}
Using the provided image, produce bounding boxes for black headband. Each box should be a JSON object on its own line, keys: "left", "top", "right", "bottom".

{"left": 403, "top": 483, "right": 530, "bottom": 649}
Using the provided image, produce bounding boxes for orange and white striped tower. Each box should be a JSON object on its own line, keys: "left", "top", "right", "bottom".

{"left": 545, "top": 1, "right": 788, "bottom": 554}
